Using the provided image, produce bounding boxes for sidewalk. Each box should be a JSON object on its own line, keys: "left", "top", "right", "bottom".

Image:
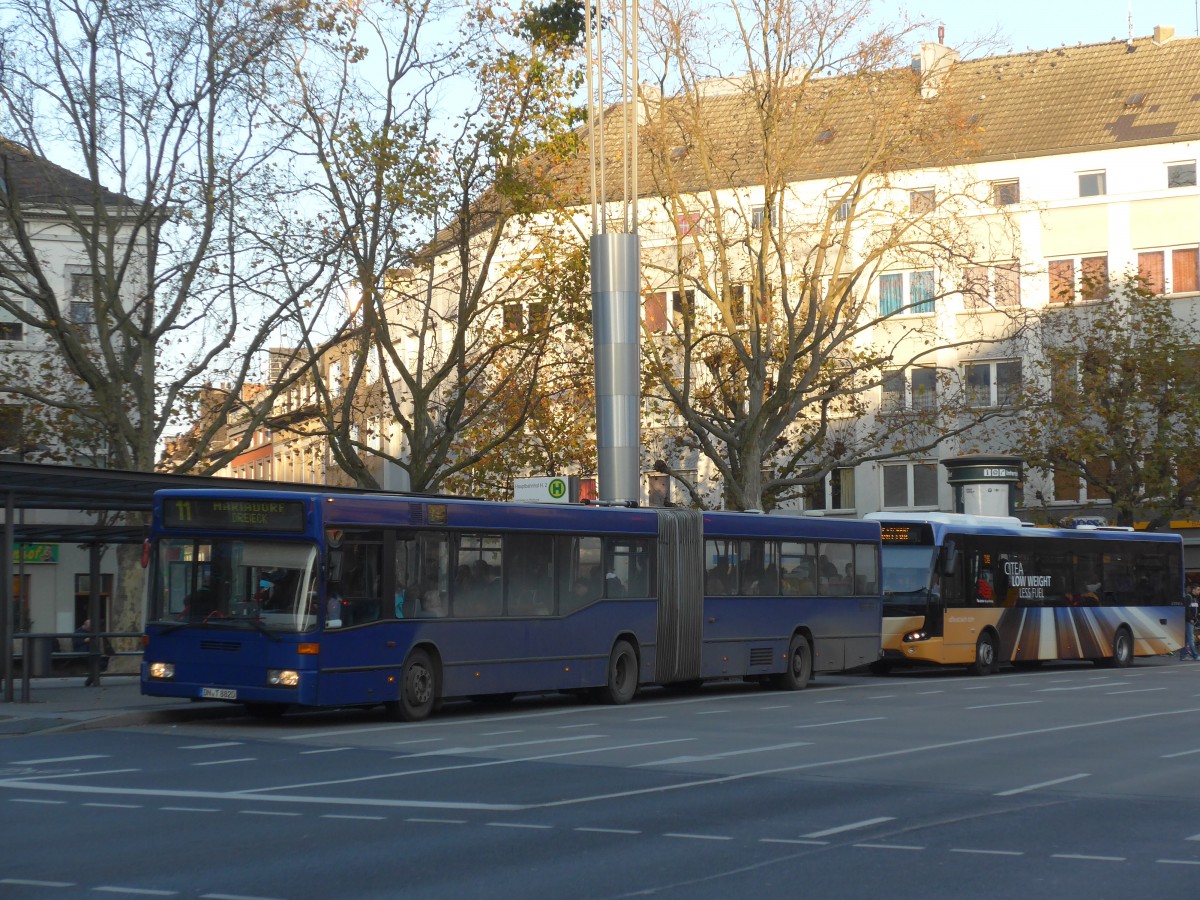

{"left": 0, "top": 675, "right": 240, "bottom": 735}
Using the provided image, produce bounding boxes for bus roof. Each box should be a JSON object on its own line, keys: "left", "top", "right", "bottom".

{"left": 864, "top": 510, "right": 1181, "bottom": 545}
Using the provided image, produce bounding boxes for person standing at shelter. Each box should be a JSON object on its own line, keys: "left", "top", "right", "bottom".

{"left": 1181, "top": 587, "right": 1200, "bottom": 661}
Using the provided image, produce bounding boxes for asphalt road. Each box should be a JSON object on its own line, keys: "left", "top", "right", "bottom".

{"left": 3, "top": 657, "right": 1199, "bottom": 898}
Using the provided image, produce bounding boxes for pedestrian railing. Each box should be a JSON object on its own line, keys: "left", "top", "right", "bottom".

{"left": 10, "top": 631, "right": 143, "bottom": 703}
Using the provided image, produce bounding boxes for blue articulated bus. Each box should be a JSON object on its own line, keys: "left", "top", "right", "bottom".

{"left": 141, "top": 489, "right": 882, "bottom": 720}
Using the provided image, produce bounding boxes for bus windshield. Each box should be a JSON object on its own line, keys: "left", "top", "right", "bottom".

{"left": 880, "top": 544, "right": 937, "bottom": 614}
{"left": 152, "top": 538, "right": 319, "bottom": 633}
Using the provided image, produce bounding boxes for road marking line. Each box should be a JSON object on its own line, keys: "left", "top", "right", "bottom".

{"left": 94, "top": 888, "right": 177, "bottom": 896}
{"left": 995, "top": 774, "right": 1090, "bottom": 796}
{"left": 10, "top": 754, "right": 108, "bottom": 765}
{"left": 407, "top": 817, "right": 467, "bottom": 824}
{"left": 804, "top": 817, "right": 895, "bottom": 838}
{"left": 1161, "top": 748, "right": 1200, "bottom": 758}
{"left": 1, "top": 879, "right": 75, "bottom": 888}
{"left": 576, "top": 827, "right": 640, "bottom": 835}
{"left": 1037, "top": 683, "right": 1126, "bottom": 692}
{"left": 966, "top": 701, "right": 1042, "bottom": 710}
{"left": 854, "top": 843, "right": 923, "bottom": 851}
{"left": 951, "top": 848, "right": 1023, "bottom": 856}
{"left": 636, "top": 741, "right": 812, "bottom": 767}
{"left": 664, "top": 832, "right": 733, "bottom": 841}
{"left": 1052, "top": 853, "right": 1125, "bottom": 862}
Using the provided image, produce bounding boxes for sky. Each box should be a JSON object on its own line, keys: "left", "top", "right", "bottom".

{"left": 883, "top": 0, "right": 1199, "bottom": 55}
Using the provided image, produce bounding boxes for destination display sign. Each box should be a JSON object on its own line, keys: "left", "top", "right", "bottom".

{"left": 162, "top": 497, "right": 307, "bottom": 533}
{"left": 879, "top": 523, "right": 933, "bottom": 544}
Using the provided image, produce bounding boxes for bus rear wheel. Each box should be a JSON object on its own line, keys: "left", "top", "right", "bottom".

{"left": 386, "top": 648, "right": 438, "bottom": 722}
{"left": 600, "top": 640, "right": 638, "bottom": 705}
{"left": 969, "top": 632, "right": 998, "bottom": 676}
{"left": 1106, "top": 627, "right": 1134, "bottom": 668}
{"left": 775, "top": 634, "right": 812, "bottom": 690}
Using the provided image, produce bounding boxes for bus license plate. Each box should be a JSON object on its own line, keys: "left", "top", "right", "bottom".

{"left": 201, "top": 687, "right": 237, "bottom": 700}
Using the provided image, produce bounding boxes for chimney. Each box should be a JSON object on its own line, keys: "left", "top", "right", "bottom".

{"left": 1152, "top": 24, "right": 1175, "bottom": 46}
{"left": 912, "top": 41, "right": 960, "bottom": 100}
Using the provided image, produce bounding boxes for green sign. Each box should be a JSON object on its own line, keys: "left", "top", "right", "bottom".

{"left": 12, "top": 543, "right": 59, "bottom": 565}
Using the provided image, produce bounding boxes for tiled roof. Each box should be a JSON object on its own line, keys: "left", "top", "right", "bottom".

{"left": 0, "top": 138, "right": 134, "bottom": 207}
{"left": 553, "top": 34, "right": 1200, "bottom": 202}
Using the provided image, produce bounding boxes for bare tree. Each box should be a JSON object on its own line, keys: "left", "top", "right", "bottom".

{"left": 626, "top": 0, "right": 1026, "bottom": 511}
{"left": 283, "top": 0, "right": 591, "bottom": 493}
{"left": 0, "top": 0, "right": 336, "bottom": 637}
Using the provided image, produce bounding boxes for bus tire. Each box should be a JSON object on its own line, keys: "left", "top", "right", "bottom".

{"left": 775, "top": 634, "right": 812, "bottom": 690}
{"left": 386, "top": 648, "right": 438, "bottom": 722}
{"left": 969, "top": 632, "right": 998, "bottom": 676}
{"left": 1107, "top": 627, "right": 1134, "bottom": 669}
{"left": 600, "top": 640, "right": 638, "bottom": 705}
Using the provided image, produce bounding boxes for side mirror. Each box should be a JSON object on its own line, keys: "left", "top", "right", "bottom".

{"left": 939, "top": 540, "right": 958, "bottom": 577}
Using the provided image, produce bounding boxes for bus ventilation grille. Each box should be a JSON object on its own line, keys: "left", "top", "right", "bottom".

{"left": 750, "top": 647, "right": 775, "bottom": 668}
{"left": 199, "top": 640, "right": 242, "bottom": 653}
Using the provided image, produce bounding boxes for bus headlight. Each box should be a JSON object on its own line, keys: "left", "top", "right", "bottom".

{"left": 267, "top": 669, "right": 300, "bottom": 688}
{"left": 148, "top": 662, "right": 175, "bottom": 680}
{"left": 903, "top": 630, "right": 928, "bottom": 643}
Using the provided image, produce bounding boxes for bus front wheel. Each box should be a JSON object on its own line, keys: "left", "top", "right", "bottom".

{"left": 775, "top": 634, "right": 812, "bottom": 690}
{"left": 969, "top": 632, "right": 998, "bottom": 676}
{"left": 386, "top": 648, "right": 438, "bottom": 722}
{"left": 600, "top": 640, "right": 638, "bottom": 705}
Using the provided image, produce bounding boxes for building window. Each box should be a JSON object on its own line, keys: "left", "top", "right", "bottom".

{"left": 1048, "top": 255, "right": 1109, "bottom": 303}
{"left": 964, "top": 360, "right": 1022, "bottom": 407}
{"left": 991, "top": 179, "right": 1020, "bottom": 206}
{"left": 676, "top": 211, "right": 705, "bottom": 236}
{"left": 909, "top": 188, "right": 935, "bottom": 214}
{"left": 881, "top": 367, "right": 937, "bottom": 413}
{"left": 0, "top": 300, "right": 24, "bottom": 341}
{"left": 647, "top": 473, "right": 669, "bottom": 507}
{"left": 644, "top": 292, "right": 667, "bottom": 333}
{"left": 1167, "top": 162, "right": 1197, "bottom": 188}
{"left": 805, "top": 467, "right": 856, "bottom": 512}
{"left": 1078, "top": 171, "right": 1106, "bottom": 197}
{"left": 503, "top": 303, "right": 523, "bottom": 331}
{"left": 1053, "top": 459, "right": 1111, "bottom": 503}
{"left": 882, "top": 461, "right": 939, "bottom": 509}
{"left": 879, "top": 270, "right": 935, "bottom": 316}
{"left": 0, "top": 406, "right": 23, "bottom": 458}
{"left": 963, "top": 262, "right": 1020, "bottom": 309}
{"left": 1138, "top": 247, "right": 1199, "bottom": 295}
{"left": 751, "top": 204, "right": 777, "bottom": 230}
